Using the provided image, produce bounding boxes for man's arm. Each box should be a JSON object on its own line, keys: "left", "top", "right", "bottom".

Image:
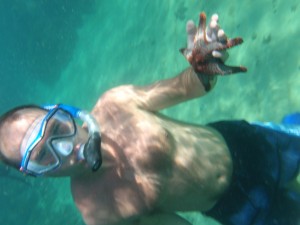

{"left": 134, "top": 66, "right": 216, "bottom": 112}
{"left": 133, "top": 12, "right": 246, "bottom": 112}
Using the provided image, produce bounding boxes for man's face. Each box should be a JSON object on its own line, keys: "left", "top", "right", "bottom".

{"left": 0, "top": 109, "right": 89, "bottom": 177}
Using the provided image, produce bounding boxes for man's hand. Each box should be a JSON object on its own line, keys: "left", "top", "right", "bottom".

{"left": 180, "top": 12, "right": 247, "bottom": 75}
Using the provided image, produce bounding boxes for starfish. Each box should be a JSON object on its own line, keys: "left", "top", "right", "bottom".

{"left": 180, "top": 12, "right": 247, "bottom": 75}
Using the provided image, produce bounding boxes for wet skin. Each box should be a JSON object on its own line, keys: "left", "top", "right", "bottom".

{"left": 71, "top": 83, "right": 233, "bottom": 225}
{"left": 63, "top": 11, "right": 246, "bottom": 225}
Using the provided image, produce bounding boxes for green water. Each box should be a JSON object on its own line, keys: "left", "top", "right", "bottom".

{"left": 0, "top": 0, "right": 299, "bottom": 224}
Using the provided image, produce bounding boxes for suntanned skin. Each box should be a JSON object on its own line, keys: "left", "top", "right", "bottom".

{"left": 71, "top": 67, "right": 232, "bottom": 225}
{"left": 69, "top": 15, "right": 239, "bottom": 225}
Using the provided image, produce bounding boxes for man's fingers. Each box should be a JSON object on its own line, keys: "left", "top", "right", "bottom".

{"left": 186, "top": 20, "right": 196, "bottom": 49}
{"left": 212, "top": 50, "right": 229, "bottom": 62}
{"left": 212, "top": 50, "right": 222, "bottom": 58}
{"left": 211, "top": 14, "right": 219, "bottom": 23}
{"left": 205, "top": 19, "right": 216, "bottom": 42}
{"left": 217, "top": 29, "right": 227, "bottom": 43}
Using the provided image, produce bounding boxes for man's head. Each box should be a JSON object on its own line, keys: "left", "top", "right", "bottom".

{"left": 0, "top": 104, "right": 102, "bottom": 177}
{"left": 0, "top": 105, "right": 43, "bottom": 169}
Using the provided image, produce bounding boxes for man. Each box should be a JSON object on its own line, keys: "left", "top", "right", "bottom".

{"left": 0, "top": 11, "right": 299, "bottom": 225}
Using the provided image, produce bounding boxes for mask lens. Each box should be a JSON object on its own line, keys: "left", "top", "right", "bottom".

{"left": 51, "top": 140, "right": 73, "bottom": 156}
{"left": 30, "top": 141, "right": 58, "bottom": 166}
{"left": 20, "top": 108, "right": 76, "bottom": 175}
{"left": 49, "top": 109, "right": 75, "bottom": 136}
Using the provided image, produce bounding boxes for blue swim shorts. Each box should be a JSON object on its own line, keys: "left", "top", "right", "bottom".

{"left": 206, "top": 120, "right": 300, "bottom": 225}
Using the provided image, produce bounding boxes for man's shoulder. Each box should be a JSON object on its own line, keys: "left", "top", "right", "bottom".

{"left": 101, "top": 85, "right": 139, "bottom": 104}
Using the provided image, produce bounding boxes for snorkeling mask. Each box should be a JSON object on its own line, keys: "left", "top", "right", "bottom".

{"left": 19, "top": 104, "right": 102, "bottom": 176}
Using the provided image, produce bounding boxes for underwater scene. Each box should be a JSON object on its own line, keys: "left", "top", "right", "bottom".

{"left": 0, "top": 0, "right": 299, "bottom": 224}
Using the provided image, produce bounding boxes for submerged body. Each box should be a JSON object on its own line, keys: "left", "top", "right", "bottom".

{"left": 1, "top": 11, "right": 299, "bottom": 225}
{"left": 72, "top": 81, "right": 232, "bottom": 225}
{"left": 72, "top": 85, "right": 300, "bottom": 225}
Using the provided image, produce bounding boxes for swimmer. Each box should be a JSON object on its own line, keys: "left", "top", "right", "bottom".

{"left": 0, "top": 11, "right": 299, "bottom": 225}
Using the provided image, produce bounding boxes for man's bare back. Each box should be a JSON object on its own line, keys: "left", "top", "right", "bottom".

{"left": 71, "top": 84, "right": 233, "bottom": 225}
